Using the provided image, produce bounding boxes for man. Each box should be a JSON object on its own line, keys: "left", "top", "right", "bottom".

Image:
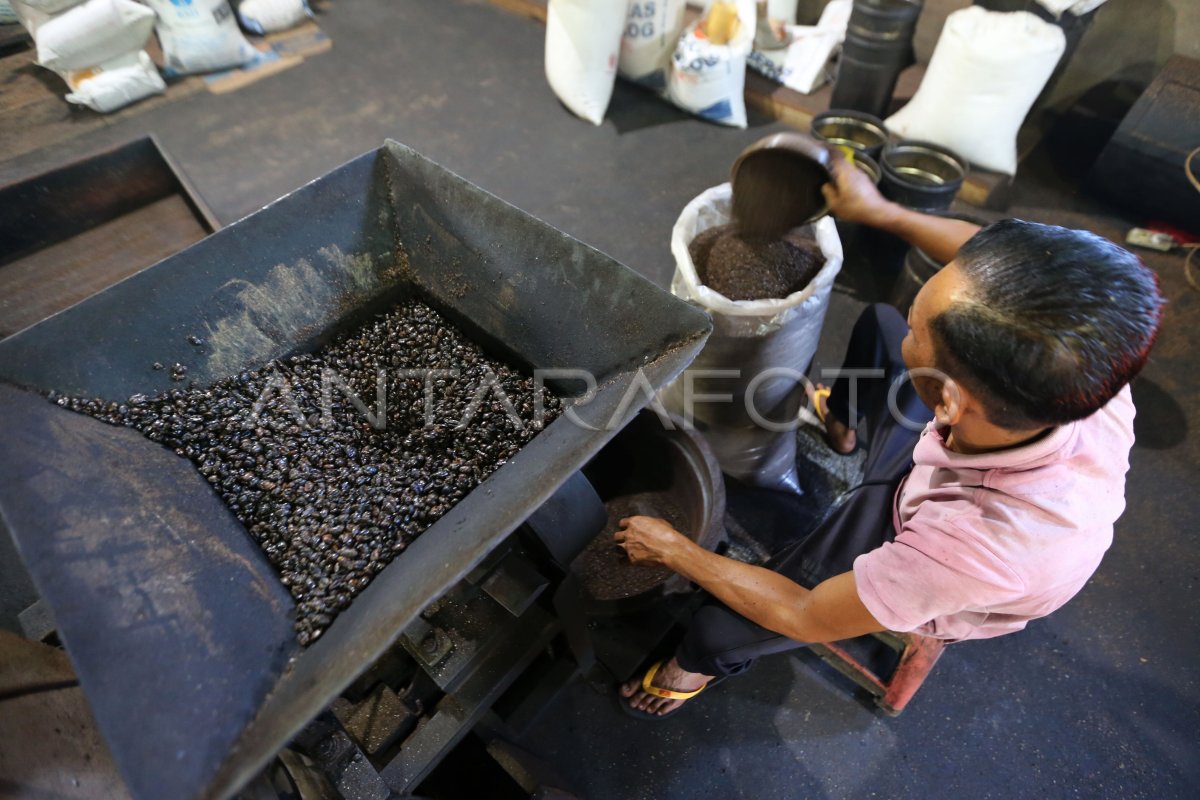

{"left": 616, "top": 158, "right": 1164, "bottom": 718}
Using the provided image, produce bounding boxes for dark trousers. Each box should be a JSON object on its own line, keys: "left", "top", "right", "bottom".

{"left": 675, "top": 304, "right": 933, "bottom": 677}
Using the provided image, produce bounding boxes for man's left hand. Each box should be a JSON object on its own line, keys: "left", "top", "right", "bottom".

{"left": 613, "top": 516, "right": 694, "bottom": 568}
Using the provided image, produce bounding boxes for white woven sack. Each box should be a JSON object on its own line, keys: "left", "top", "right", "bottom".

{"left": 666, "top": 0, "right": 755, "bottom": 128}
{"left": 884, "top": 7, "right": 1066, "bottom": 175}
{"left": 15, "top": 0, "right": 82, "bottom": 15}
{"left": 1036, "top": 0, "right": 1108, "bottom": 17}
{"left": 766, "top": 0, "right": 798, "bottom": 23}
{"left": 35, "top": 0, "right": 154, "bottom": 71}
{"left": 65, "top": 50, "right": 165, "bottom": 112}
{"left": 668, "top": 182, "right": 842, "bottom": 332}
{"left": 544, "top": 0, "right": 626, "bottom": 125}
{"left": 618, "top": 0, "right": 686, "bottom": 90}
{"left": 748, "top": 0, "right": 850, "bottom": 94}
{"left": 237, "top": 0, "right": 312, "bottom": 35}
{"left": 662, "top": 182, "right": 843, "bottom": 491}
{"left": 7, "top": 0, "right": 52, "bottom": 36}
{"left": 141, "top": 0, "right": 257, "bottom": 76}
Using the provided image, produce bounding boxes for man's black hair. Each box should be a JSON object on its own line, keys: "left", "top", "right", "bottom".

{"left": 930, "top": 219, "right": 1164, "bottom": 430}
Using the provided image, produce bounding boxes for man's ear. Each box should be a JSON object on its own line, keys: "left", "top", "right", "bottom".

{"left": 938, "top": 377, "right": 967, "bottom": 426}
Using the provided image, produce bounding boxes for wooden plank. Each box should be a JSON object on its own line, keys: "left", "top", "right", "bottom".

{"left": 0, "top": 194, "right": 209, "bottom": 337}
{"left": 0, "top": 633, "right": 130, "bottom": 800}
{"left": 479, "top": 0, "right": 548, "bottom": 23}
{"left": 202, "top": 20, "right": 332, "bottom": 95}
{"left": 0, "top": 629, "right": 75, "bottom": 695}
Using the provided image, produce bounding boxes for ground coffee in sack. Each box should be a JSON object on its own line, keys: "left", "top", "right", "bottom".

{"left": 661, "top": 182, "right": 843, "bottom": 491}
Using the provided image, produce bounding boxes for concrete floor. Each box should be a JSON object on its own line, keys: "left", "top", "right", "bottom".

{"left": 1, "top": 1, "right": 1198, "bottom": 798}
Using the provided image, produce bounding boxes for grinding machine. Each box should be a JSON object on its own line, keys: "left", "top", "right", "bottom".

{"left": 0, "top": 141, "right": 719, "bottom": 799}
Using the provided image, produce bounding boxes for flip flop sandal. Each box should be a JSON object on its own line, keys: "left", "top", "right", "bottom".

{"left": 616, "top": 660, "right": 727, "bottom": 721}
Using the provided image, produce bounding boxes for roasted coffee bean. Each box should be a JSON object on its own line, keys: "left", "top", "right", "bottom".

{"left": 56, "top": 299, "right": 562, "bottom": 645}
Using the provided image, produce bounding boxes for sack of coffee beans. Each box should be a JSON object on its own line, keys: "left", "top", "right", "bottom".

{"left": 661, "top": 182, "right": 843, "bottom": 492}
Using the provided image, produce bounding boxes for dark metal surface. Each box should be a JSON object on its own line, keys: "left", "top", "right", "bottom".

{"left": 1089, "top": 55, "right": 1200, "bottom": 232}
{"left": 0, "top": 383, "right": 297, "bottom": 800}
{"left": 381, "top": 604, "right": 559, "bottom": 794}
{"left": 0, "top": 140, "right": 711, "bottom": 800}
{"left": 521, "top": 472, "right": 607, "bottom": 571}
{"left": 831, "top": 1, "right": 921, "bottom": 120}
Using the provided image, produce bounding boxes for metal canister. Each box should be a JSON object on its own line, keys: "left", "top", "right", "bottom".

{"left": 880, "top": 140, "right": 968, "bottom": 212}
{"left": 852, "top": 152, "right": 882, "bottom": 184}
{"left": 889, "top": 211, "right": 988, "bottom": 313}
{"left": 811, "top": 110, "right": 889, "bottom": 161}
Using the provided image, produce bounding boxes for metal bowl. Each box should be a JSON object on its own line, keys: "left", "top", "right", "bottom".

{"left": 811, "top": 110, "right": 889, "bottom": 160}
{"left": 730, "top": 132, "right": 834, "bottom": 235}
{"left": 573, "top": 409, "right": 726, "bottom": 615}
{"left": 881, "top": 140, "right": 968, "bottom": 187}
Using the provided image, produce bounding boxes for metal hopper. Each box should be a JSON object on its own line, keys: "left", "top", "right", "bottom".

{"left": 0, "top": 140, "right": 711, "bottom": 800}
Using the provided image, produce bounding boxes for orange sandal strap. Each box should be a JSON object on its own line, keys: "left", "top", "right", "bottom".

{"left": 812, "top": 386, "right": 832, "bottom": 425}
{"left": 640, "top": 661, "right": 708, "bottom": 701}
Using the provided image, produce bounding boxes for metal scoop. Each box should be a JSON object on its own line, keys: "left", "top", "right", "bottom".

{"left": 730, "top": 132, "right": 834, "bottom": 240}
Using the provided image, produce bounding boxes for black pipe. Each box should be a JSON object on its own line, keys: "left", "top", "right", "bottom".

{"left": 830, "top": 0, "right": 923, "bottom": 118}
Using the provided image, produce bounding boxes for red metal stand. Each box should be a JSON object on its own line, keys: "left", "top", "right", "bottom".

{"left": 809, "top": 631, "right": 945, "bottom": 716}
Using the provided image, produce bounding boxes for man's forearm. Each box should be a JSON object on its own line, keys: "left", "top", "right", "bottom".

{"left": 665, "top": 540, "right": 825, "bottom": 642}
{"left": 869, "top": 202, "right": 981, "bottom": 265}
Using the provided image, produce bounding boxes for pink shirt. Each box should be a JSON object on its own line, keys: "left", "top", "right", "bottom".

{"left": 853, "top": 386, "right": 1135, "bottom": 642}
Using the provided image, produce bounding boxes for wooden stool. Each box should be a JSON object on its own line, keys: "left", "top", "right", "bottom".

{"left": 809, "top": 631, "right": 945, "bottom": 716}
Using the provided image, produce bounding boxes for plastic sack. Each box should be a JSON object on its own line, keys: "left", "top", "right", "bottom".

{"left": 64, "top": 49, "right": 165, "bottom": 112}
{"left": 661, "top": 183, "right": 844, "bottom": 492}
{"left": 618, "top": 0, "right": 686, "bottom": 91}
{"left": 766, "top": 0, "right": 798, "bottom": 24}
{"left": 665, "top": 0, "right": 754, "bottom": 128}
{"left": 1035, "top": 0, "right": 1108, "bottom": 17}
{"left": 748, "top": 0, "right": 850, "bottom": 94}
{"left": 236, "top": 0, "right": 312, "bottom": 35}
{"left": 141, "top": 0, "right": 257, "bottom": 76}
{"left": 34, "top": 0, "right": 154, "bottom": 71}
{"left": 884, "top": 7, "right": 1065, "bottom": 175}
{"left": 14, "top": 0, "right": 82, "bottom": 14}
{"left": 544, "top": 0, "right": 626, "bottom": 125}
{"left": 8, "top": 0, "right": 53, "bottom": 36}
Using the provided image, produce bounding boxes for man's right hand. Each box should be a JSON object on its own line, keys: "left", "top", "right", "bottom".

{"left": 822, "top": 153, "right": 983, "bottom": 265}
{"left": 821, "top": 154, "right": 897, "bottom": 228}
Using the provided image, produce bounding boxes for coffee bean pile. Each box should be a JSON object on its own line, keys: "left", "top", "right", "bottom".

{"left": 51, "top": 299, "right": 562, "bottom": 645}
{"left": 573, "top": 492, "right": 688, "bottom": 602}
{"left": 689, "top": 223, "right": 824, "bottom": 301}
